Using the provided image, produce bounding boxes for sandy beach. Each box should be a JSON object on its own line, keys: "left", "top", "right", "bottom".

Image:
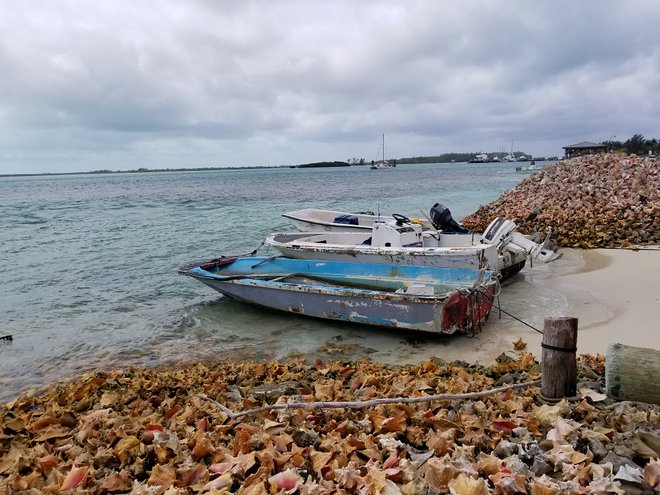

{"left": 332, "top": 247, "right": 660, "bottom": 366}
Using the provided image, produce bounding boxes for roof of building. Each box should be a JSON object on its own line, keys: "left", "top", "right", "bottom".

{"left": 562, "top": 141, "right": 607, "bottom": 150}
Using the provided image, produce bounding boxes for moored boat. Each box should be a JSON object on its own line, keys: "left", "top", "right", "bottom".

{"left": 178, "top": 256, "right": 498, "bottom": 335}
{"left": 282, "top": 208, "right": 398, "bottom": 232}
{"left": 282, "top": 202, "right": 465, "bottom": 234}
{"left": 266, "top": 216, "right": 525, "bottom": 276}
{"left": 278, "top": 204, "right": 561, "bottom": 278}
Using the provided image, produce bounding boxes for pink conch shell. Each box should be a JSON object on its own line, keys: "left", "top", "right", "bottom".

{"left": 267, "top": 469, "right": 300, "bottom": 491}
{"left": 61, "top": 465, "right": 88, "bottom": 490}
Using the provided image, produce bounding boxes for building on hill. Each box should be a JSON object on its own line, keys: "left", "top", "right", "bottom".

{"left": 562, "top": 141, "right": 607, "bottom": 158}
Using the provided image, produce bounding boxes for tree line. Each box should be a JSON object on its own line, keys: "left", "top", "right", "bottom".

{"left": 602, "top": 134, "right": 659, "bottom": 155}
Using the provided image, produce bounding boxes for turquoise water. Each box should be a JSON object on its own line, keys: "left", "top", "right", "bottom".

{"left": 0, "top": 162, "right": 532, "bottom": 402}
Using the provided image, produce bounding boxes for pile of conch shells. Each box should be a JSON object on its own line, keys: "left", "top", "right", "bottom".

{"left": 1, "top": 345, "right": 659, "bottom": 494}
{"left": 461, "top": 154, "right": 659, "bottom": 248}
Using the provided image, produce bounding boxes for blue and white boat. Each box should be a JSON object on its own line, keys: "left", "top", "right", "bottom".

{"left": 178, "top": 256, "right": 498, "bottom": 335}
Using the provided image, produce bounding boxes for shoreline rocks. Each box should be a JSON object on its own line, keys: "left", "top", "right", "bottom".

{"left": 462, "top": 154, "right": 659, "bottom": 249}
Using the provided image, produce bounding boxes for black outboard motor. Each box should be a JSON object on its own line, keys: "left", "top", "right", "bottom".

{"left": 429, "top": 203, "right": 470, "bottom": 233}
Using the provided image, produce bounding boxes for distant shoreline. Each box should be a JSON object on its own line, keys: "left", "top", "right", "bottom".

{"left": 0, "top": 162, "right": 350, "bottom": 178}
{"left": 1, "top": 153, "right": 561, "bottom": 178}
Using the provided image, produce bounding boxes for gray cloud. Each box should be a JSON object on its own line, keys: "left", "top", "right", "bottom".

{"left": 1, "top": 0, "right": 659, "bottom": 173}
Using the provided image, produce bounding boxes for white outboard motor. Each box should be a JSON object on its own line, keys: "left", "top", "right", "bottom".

{"left": 483, "top": 217, "right": 561, "bottom": 263}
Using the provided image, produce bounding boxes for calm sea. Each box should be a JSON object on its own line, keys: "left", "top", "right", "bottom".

{"left": 0, "top": 162, "right": 536, "bottom": 402}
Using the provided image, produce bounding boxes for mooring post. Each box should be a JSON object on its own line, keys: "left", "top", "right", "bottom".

{"left": 541, "top": 317, "right": 578, "bottom": 400}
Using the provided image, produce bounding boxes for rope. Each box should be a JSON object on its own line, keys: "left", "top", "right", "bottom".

{"left": 495, "top": 304, "right": 544, "bottom": 334}
{"left": 242, "top": 239, "right": 266, "bottom": 257}
{"left": 541, "top": 342, "right": 577, "bottom": 352}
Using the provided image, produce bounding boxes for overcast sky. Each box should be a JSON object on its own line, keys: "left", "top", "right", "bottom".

{"left": 1, "top": 1, "right": 659, "bottom": 174}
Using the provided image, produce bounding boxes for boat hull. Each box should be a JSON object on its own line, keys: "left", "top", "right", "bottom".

{"left": 180, "top": 257, "right": 497, "bottom": 335}
{"left": 282, "top": 209, "right": 432, "bottom": 233}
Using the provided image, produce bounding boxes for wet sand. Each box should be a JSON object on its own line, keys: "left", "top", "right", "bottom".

{"left": 322, "top": 247, "right": 660, "bottom": 366}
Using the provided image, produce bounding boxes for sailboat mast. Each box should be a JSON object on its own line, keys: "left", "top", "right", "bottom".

{"left": 382, "top": 134, "right": 385, "bottom": 163}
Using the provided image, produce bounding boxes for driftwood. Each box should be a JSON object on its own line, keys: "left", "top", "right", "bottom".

{"left": 606, "top": 343, "right": 660, "bottom": 405}
{"left": 198, "top": 379, "right": 541, "bottom": 419}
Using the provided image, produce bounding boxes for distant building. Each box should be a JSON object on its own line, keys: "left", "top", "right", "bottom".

{"left": 562, "top": 141, "right": 607, "bottom": 158}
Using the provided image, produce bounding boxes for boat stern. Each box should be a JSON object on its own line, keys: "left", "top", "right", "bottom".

{"left": 440, "top": 282, "right": 496, "bottom": 334}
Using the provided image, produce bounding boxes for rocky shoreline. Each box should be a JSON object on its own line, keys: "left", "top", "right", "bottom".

{"left": 462, "top": 154, "right": 659, "bottom": 249}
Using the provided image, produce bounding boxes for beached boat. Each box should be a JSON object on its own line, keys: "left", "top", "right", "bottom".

{"left": 267, "top": 215, "right": 529, "bottom": 279}
{"left": 278, "top": 204, "right": 561, "bottom": 277}
{"left": 282, "top": 208, "right": 404, "bottom": 232}
{"left": 178, "top": 256, "right": 498, "bottom": 335}
{"left": 282, "top": 202, "right": 464, "bottom": 233}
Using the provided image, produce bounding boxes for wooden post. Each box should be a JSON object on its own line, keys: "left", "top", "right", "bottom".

{"left": 541, "top": 317, "right": 578, "bottom": 400}
{"left": 606, "top": 343, "right": 660, "bottom": 404}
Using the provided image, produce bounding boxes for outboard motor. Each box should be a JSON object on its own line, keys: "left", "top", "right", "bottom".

{"left": 429, "top": 203, "right": 470, "bottom": 233}
{"left": 483, "top": 217, "right": 562, "bottom": 263}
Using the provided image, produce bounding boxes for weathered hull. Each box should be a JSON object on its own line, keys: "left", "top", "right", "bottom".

{"left": 272, "top": 241, "right": 490, "bottom": 270}
{"left": 179, "top": 257, "right": 497, "bottom": 335}
{"left": 266, "top": 232, "right": 527, "bottom": 278}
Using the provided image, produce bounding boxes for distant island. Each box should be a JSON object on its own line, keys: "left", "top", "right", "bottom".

{"left": 0, "top": 155, "right": 544, "bottom": 178}
{"left": 290, "top": 161, "right": 350, "bottom": 168}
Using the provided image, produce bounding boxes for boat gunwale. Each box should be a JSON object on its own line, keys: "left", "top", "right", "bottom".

{"left": 266, "top": 232, "right": 494, "bottom": 255}
{"left": 182, "top": 266, "right": 496, "bottom": 301}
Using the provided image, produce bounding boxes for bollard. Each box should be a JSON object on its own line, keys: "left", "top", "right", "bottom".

{"left": 541, "top": 317, "right": 578, "bottom": 400}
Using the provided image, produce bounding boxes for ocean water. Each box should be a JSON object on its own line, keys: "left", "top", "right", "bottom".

{"left": 0, "top": 162, "right": 537, "bottom": 402}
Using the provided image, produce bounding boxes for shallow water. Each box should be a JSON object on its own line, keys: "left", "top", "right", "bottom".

{"left": 1, "top": 162, "right": 550, "bottom": 402}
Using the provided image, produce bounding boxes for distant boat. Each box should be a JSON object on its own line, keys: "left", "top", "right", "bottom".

{"left": 469, "top": 153, "right": 489, "bottom": 163}
{"left": 178, "top": 256, "right": 498, "bottom": 335}
{"left": 504, "top": 141, "right": 517, "bottom": 162}
{"left": 516, "top": 161, "right": 542, "bottom": 173}
{"left": 370, "top": 134, "right": 395, "bottom": 169}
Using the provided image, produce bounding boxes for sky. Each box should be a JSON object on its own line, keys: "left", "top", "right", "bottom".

{"left": 1, "top": 1, "right": 659, "bottom": 174}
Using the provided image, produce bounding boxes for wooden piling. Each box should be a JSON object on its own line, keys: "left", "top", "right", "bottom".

{"left": 541, "top": 317, "right": 578, "bottom": 400}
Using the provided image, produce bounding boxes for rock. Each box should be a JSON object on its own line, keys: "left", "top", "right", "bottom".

{"left": 249, "top": 380, "right": 301, "bottom": 403}
{"left": 602, "top": 451, "right": 642, "bottom": 473}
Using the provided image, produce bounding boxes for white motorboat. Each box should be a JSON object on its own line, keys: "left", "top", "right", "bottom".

{"left": 281, "top": 208, "right": 424, "bottom": 232}
{"left": 270, "top": 208, "right": 561, "bottom": 279}
{"left": 281, "top": 202, "right": 465, "bottom": 233}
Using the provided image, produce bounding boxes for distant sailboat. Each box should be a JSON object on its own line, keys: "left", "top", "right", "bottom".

{"left": 504, "top": 141, "right": 517, "bottom": 162}
{"left": 370, "top": 134, "right": 395, "bottom": 169}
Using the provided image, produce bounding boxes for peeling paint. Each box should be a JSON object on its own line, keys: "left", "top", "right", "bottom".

{"left": 182, "top": 256, "right": 498, "bottom": 335}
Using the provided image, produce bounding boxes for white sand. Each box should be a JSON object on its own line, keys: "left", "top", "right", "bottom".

{"left": 357, "top": 248, "right": 660, "bottom": 365}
